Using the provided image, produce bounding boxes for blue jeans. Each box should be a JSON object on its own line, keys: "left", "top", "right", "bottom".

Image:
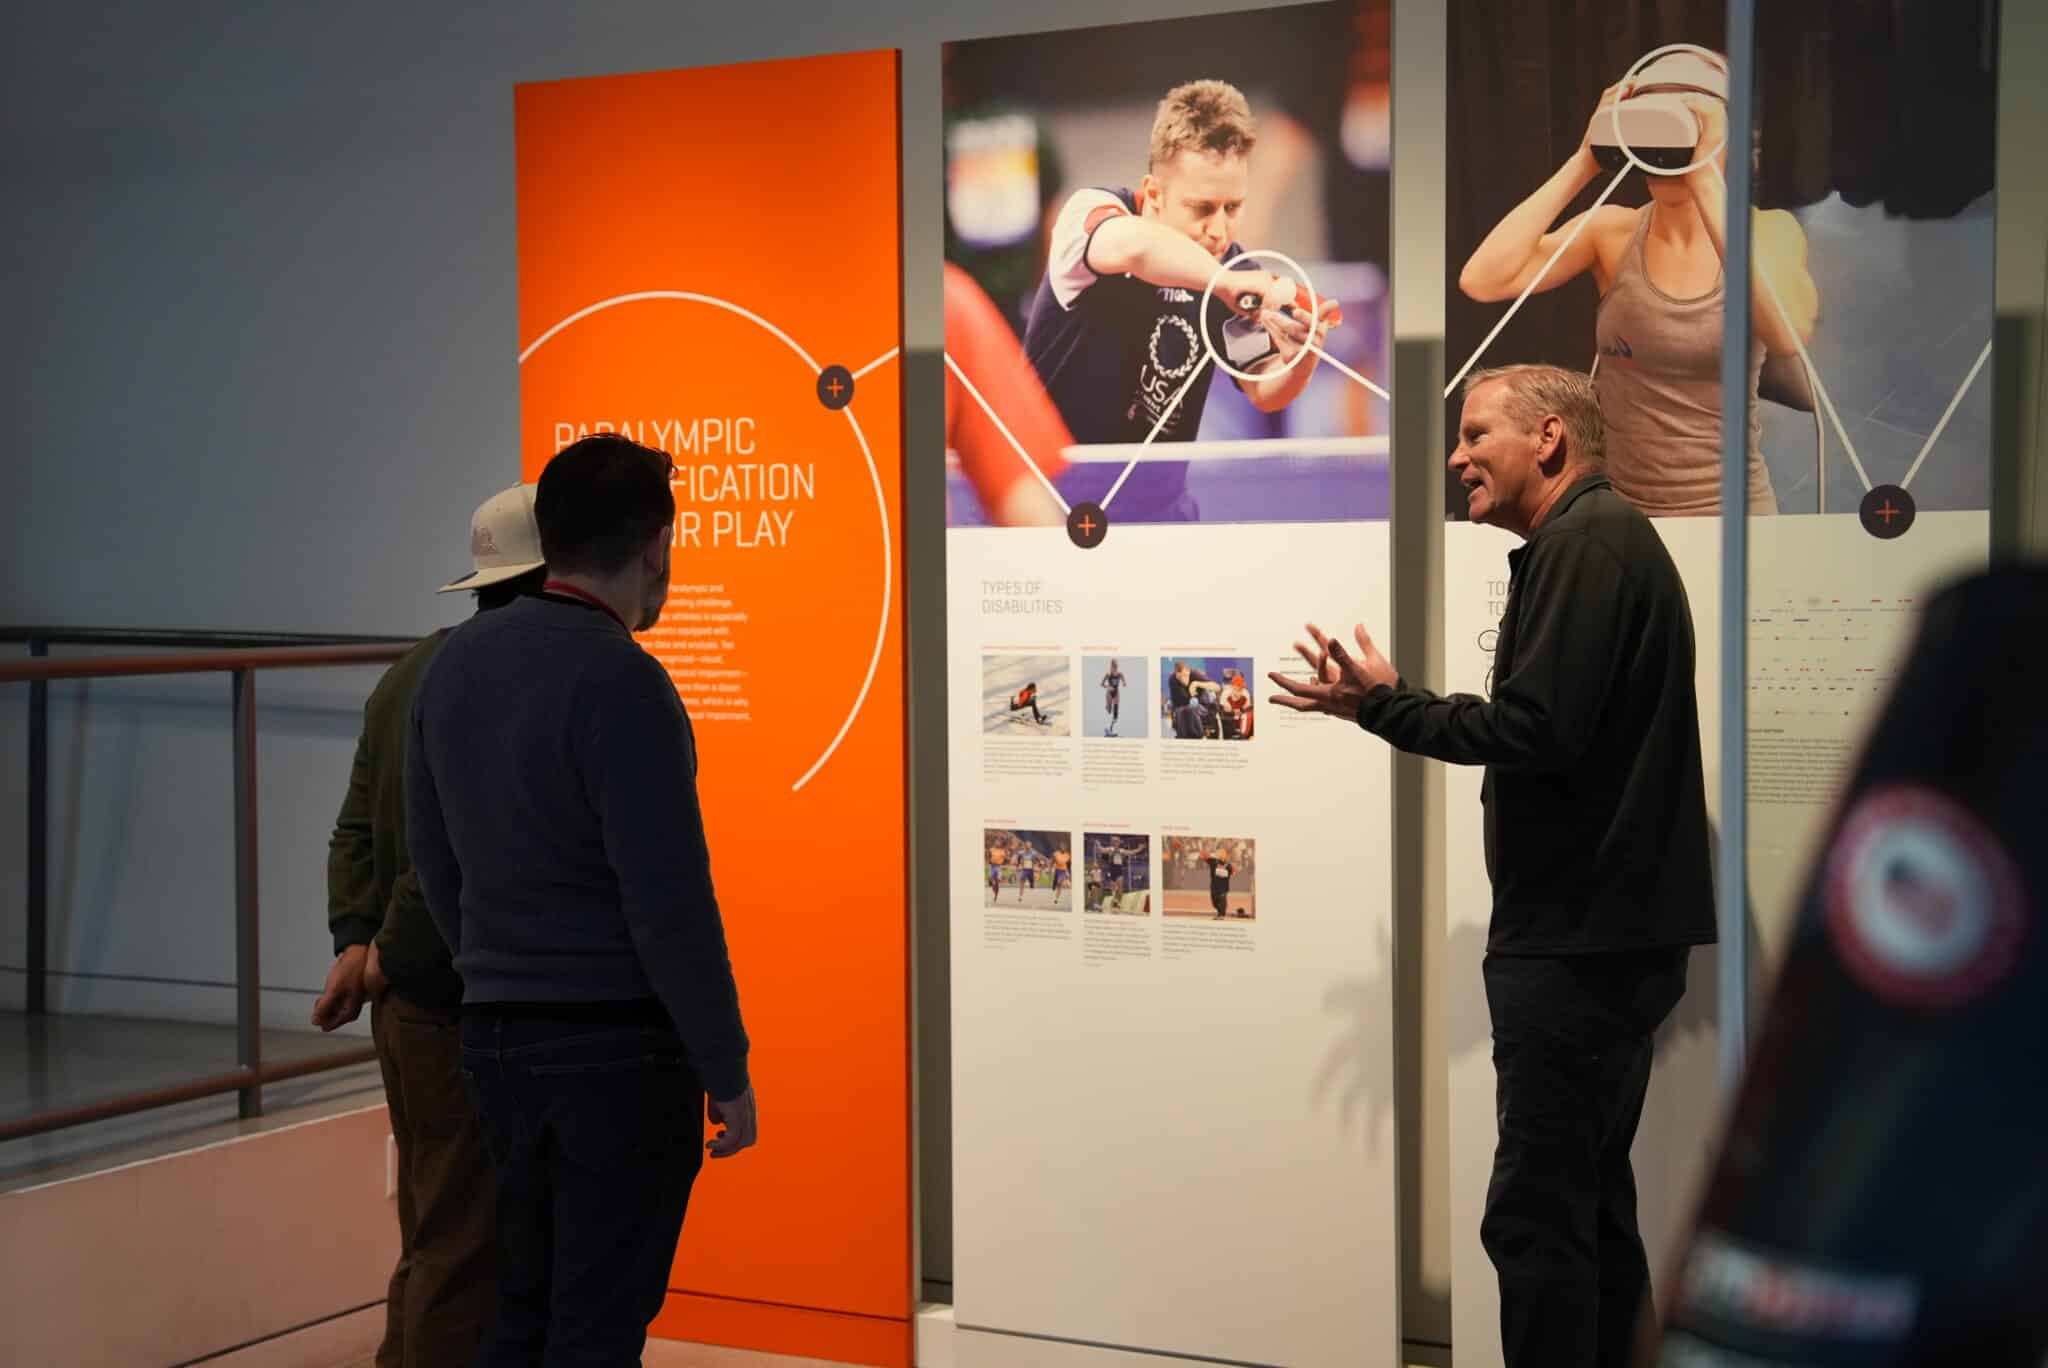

{"left": 460, "top": 1013, "right": 703, "bottom": 1367}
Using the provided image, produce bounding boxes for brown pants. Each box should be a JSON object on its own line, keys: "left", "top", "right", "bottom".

{"left": 372, "top": 991, "right": 497, "bottom": 1368}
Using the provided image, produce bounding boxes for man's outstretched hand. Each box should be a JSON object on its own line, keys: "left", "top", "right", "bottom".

{"left": 1267, "top": 623, "right": 1398, "bottom": 719}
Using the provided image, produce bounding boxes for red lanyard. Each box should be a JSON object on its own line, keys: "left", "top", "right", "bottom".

{"left": 542, "top": 580, "right": 628, "bottom": 632}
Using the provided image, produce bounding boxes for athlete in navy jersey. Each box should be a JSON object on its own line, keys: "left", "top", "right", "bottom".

{"left": 1103, "top": 841, "right": 1134, "bottom": 895}
{"left": 1024, "top": 185, "right": 1267, "bottom": 450}
{"left": 1021, "top": 80, "right": 1340, "bottom": 522}
{"left": 1207, "top": 855, "right": 1236, "bottom": 918}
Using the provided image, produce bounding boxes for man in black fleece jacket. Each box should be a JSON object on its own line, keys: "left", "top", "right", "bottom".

{"left": 407, "top": 434, "right": 754, "bottom": 1365}
{"left": 1270, "top": 366, "right": 1714, "bottom": 1368}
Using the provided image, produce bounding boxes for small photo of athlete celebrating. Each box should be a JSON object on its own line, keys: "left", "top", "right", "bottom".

{"left": 1083, "top": 654, "right": 1149, "bottom": 739}
{"left": 943, "top": 2, "right": 1394, "bottom": 529}
{"left": 983, "top": 828, "right": 1075, "bottom": 910}
{"left": 1161, "top": 835, "right": 1257, "bottom": 920}
{"left": 1084, "top": 832, "right": 1153, "bottom": 915}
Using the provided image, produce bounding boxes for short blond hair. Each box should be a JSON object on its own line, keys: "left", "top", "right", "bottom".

{"left": 1149, "top": 80, "right": 1256, "bottom": 171}
{"left": 1462, "top": 364, "right": 1605, "bottom": 467}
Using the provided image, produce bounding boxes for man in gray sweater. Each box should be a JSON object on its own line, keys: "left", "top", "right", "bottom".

{"left": 407, "top": 433, "right": 755, "bottom": 1365}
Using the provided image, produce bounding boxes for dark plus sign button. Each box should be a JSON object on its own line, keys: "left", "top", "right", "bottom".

{"left": 817, "top": 365, "right": 855, "bottom": 411}
{"left": 1859, "top": 483, "right": 1916, "bottom": 540}
{"left": 1066, "top": 501, "right": 1109, "bottom": 550}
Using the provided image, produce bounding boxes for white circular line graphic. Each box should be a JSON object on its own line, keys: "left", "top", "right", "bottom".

{"left": 519, "top": 290, "right": 892, "bottom": 793}
{"left": 1200, "top": 250, "right": 1321, "bottom": 384}
{"left": 519, "top": 290, "right": 822, "bottom": 372}
{"left": 1612, "top": 42, "right": 1729, "bottom": 179}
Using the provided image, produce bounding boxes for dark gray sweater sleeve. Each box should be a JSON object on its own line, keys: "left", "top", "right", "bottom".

{"left": 405, "top": 691, "right": 463, "bottom": 957}
{"left": 586, "top": 651, "right": 750, "bottom": 1100}
{"left": 1356, "top": 531, "right": 1629, "bottom": 772}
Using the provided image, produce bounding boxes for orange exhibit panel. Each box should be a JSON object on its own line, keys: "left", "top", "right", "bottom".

{"left": 514, "top": 51, "right": 910, "bottom": 1366}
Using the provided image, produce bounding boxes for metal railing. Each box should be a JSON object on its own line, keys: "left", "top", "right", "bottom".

{"left": 2, "top": 628, "right": 418, "bottom": 1141}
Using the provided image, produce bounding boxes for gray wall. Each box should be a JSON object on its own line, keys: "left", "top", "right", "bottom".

{"left": 0, "top": 0, "right": 1304, "bottom": 633}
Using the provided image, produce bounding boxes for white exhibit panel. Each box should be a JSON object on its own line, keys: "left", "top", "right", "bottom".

{"left": 1743, "top": 514, "right": 1990, "bottom": 962}
{"left": 948, "top": 524, "right": 1396, "bottom": 1368}
{"left": 942, "top": 6, "right": 1399, "bottom": 1363}
{"left": 1437, "top": 3, "right": 1999, "bottom": 1358}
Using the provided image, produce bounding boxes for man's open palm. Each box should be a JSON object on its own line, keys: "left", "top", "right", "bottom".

{"left": 1268, "top": 623, "right": 1398, "bottom": 718}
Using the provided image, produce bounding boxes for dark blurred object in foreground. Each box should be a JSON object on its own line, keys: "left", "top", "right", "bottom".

{"left": 1652, "top": 567, "right": 2048, "bottom": 1366}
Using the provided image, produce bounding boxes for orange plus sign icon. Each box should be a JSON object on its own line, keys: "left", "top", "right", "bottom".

{"left": 1859, "top": 484, "right": 1916, "bottom": 540}
{"left": 1066, "top": 500, "right": 1109, "bottom": 549}
{"left": 817, "top": 364, "right": 855, "bottom": 410}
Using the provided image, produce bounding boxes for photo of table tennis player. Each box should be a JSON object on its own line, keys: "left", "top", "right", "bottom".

{"left": 944, "top": 2, "right": 1393, "bottom": 529}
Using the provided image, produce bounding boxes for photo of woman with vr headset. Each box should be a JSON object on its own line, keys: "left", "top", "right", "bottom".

{"left": 1458, "top": 49, "right": 1819, "bottom": 518}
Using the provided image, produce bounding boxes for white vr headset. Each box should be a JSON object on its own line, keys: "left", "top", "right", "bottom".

{"left": 1588, "top": 51, "right": 1728, "bottom": 174}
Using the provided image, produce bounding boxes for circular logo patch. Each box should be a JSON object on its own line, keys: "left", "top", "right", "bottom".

{"left": 1825, "top": 786, "right": 2026, "bottom": 1009}
{"left": 1147, "top": 314, "right": 1200, "bottom": 380}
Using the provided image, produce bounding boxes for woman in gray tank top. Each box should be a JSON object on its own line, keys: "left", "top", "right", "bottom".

{"left": 1458, "top": 50, "right": 1820, "bottom": 517}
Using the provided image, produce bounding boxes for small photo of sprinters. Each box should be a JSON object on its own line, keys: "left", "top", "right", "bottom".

{"left": 983, "top": 828, "right": 1076, "bottom": 910}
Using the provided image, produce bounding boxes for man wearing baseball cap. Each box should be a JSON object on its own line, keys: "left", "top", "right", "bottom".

{"left": 314, "top": 482, "right": 547, "bottom": 1368}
